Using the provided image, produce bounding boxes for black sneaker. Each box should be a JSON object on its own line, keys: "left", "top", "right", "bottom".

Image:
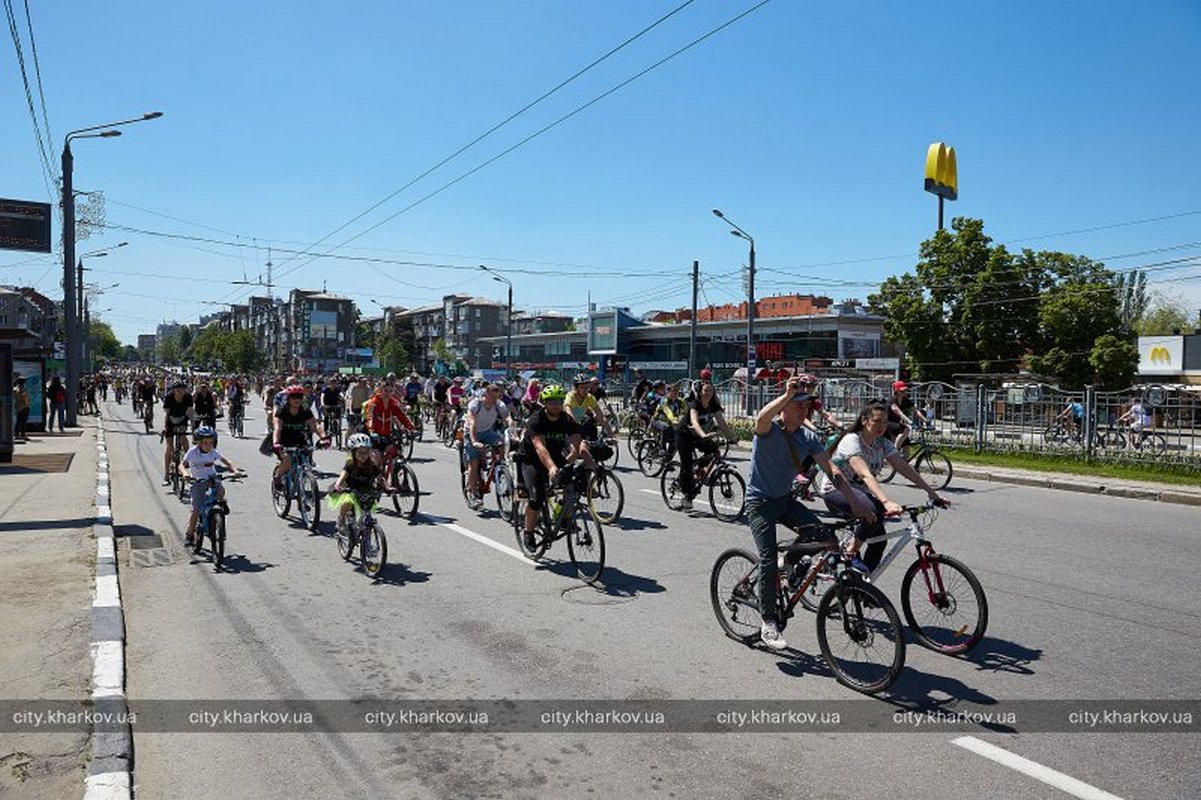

{"left": 523, "top": 531, "right": 537, "bottom": 550}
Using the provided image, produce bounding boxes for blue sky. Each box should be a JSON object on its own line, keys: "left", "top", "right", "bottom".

{"left": 4, "top": 0, "right": 1200, "bottom": 344}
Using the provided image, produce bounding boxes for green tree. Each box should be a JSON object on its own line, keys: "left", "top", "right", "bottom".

{"left": 177, "top": 325, "right": 194, "bottom": 355}
{"left": 89, "top": 319, "right": 123, "bottom": 359}
{"left": 1115, "top": 269, "right": 1148, "bottom": 335}
{"left": 1089, "top": 334, "right": 1139, "bottom": 389}
{"left": 377, "top": 332, "right": 410, "bottom": 374}
{"left": 1134, "top": 290, "right": 1194, "bottom": 336}
{"left": 158, "top": 330, "right": 183, "bottom": 365}
{"left": 431, "top": 337, "right": 452, "bottom": 364}
{"left": 1026, "top": 252, "right": 1122, "bottom": 388}
{"left": 189, "top": 326, "right": 225, "bottom": 367}
{"left": 220, "top": 329, "right": 267, "bottom": 373}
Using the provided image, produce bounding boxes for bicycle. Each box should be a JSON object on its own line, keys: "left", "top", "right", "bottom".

{"left": 710, "top": 517, "right": 906, "bottom": 694}
{"left": 511, "top": 464, "right": 606, "bottom": 584}
{"left": 271, "top": 446, "right": 323, "bottom": 531}
{"left": 635, "top": 429, "right": 675, "bottom": 477}
{"left": 163, "top": 428, "right": 190, "bottom": 501}
{"left": 323, "top": 405, "right": 344, "bottom": 450}
{"left": 458, "top": 431, "right": 514, "bottom": 518}
{"left": 879, "top": 429, "right": 953, "bottom": 490}
{"left": 143, "top": 400, "right": 155, "bottom": 434}
{"left": 795, "top": 501, "right": 987, "bottom": 655}
{"left": 334, "top": 488, "right": 389, "bottom": 578}
{"left": 441, "top": 407, "right": 465, "bottom": 448}
{"left": 190, "top": 472, "right": 244, "bottom": 570}
{"left": 1106, "top": 422, "right": 1168, "bottom": 454}
{"left": 584, "top": 459, "right": 625, "bottom": 525}
{"left": 227, "top": 398, "right": 246, "bottom": 438}
{"left": 377, "top": 433, "right": 421, "bottom": 519}
{"left": 660, "top": 441, "right": 746, "bottom": 521}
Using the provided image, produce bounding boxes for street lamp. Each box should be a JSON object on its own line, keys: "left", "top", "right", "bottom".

{"left": 62, "top": 112, "right": 162, "bottom": 425}
{"left": 480, "top": 265, "right": 513, "bottom": 378}
{"left": 78, "top": 243, "right": 128, "bottom": 366}
{"left": 712, "top": 208, "right": 756, "bottom": 415}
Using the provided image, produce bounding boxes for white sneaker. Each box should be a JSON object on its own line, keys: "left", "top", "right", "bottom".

{"left": 760, "top": 621, "right": 787, "bottom": 650}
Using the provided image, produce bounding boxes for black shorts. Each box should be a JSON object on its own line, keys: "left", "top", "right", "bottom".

{"left": 521, "top": 463, "right": 551, "bottom": 510}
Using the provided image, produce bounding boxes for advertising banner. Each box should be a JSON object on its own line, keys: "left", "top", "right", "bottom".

{"left": 14, "top": 358, "right": 45, "bottom": 427}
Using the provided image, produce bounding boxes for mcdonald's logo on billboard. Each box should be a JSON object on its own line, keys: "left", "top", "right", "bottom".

{"left": 924, "top": 142, "right": 958, "bottom": 201}
{"left": 1149, "top": 346, "right": 1172, "bottom": 365}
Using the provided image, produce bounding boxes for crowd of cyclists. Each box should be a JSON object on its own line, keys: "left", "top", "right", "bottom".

{"left": 99, "top": 364, "right": 946, "bottom": 650}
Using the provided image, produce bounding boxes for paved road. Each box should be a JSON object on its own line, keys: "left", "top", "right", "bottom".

{"left": 103, "top": 399, "right": 1201, "bottom": 800}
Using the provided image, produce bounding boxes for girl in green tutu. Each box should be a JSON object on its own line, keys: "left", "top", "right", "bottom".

{"left": 328, "top": 432, "right": 386, "bottom": 527}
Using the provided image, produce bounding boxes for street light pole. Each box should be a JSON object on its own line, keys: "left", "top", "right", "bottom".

{"left": 62, "top": 112, "right": 162, "bottom": 425}
{"left": 480, "top": 266, "right": 513, "bottom": 379}
{"left": 712, "top": 209, "right": 757, "bottom": 416}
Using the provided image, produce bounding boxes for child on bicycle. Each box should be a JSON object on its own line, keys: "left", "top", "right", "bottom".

{"left": 182, "top": 425, "right": 242, "bottom": 547}
{"left": 328, "top": 433, "right": 386, "bottom": 530}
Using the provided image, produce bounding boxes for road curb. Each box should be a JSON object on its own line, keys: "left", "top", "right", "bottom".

{"left": 955, "top": 466, "right": 1201, "bottom": 506}
{"left": 85, "top": 414, "right": 132, "bottom": 800}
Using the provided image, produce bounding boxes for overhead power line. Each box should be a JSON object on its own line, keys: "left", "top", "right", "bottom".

{"left": 4, "top": 0, "right": 56, "bottom": 199}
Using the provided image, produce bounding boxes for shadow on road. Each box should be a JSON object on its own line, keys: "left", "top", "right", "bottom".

{"left": 207, "top": 553, "right": 276, "bottom": 574}
{"left": 0, "top": 517, "right": 97, "bottom": 533}
{"left": 114, "top": 523, "right": 158, "bottom": 539}
{"left": 774, "top": 648, "right": 836, "bottom": 681}
{"left": 961, "top": 636, "right": 1042, "bottom": 675}
{"left": 369, "top": 561, "right": 433, "bottom": 587}
{"left": 611, "top": 517, "right": 668, "bottom": 533}
{"left": 596, "top": 566, "right": 666, "bottom": 597}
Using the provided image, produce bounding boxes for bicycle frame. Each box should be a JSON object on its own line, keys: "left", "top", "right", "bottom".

{"left": 824, "top": 506, "right": 951, "bottom": 605}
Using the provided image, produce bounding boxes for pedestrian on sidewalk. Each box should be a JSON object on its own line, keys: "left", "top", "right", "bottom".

{"left": 47, "top": 375, "right": 67, "bottom": 431}
{"left": 14, "top": 376, "right": 31, "bottom": 439}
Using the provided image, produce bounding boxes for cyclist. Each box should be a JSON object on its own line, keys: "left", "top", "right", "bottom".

{"left": 181, "top": 425, "right": 241, "bottom": 547}
{"left": 225, "top": 377, "right": 245, "bottom": 429}
{"left": 328, "top": 432, "right": 387, "bottom": 531}
{"left": 632, "top": 368, "right": 652, "bottom": 405}
{"left": 432, "top": 376, "right": 451, "bottom": 429}
{"left": 138, "top": 378, "right": 157, "bottom": 423}
{"left": 650, "top": 381, "right": 687, "bottom": 460}
{"left": 886, "top": 381, "right": 925, "bottom": 451}
{"left": 193, "top": 382, "right": 218, "bottom": 430}
{"left": 464, "top": 383, "right": 511, "bottom": 508}
{"left": 677, "top": 380, "right": 736, "bottom": 510}
{"left": 518, "top": 384, "right": 595, "bottom": 550}
{"left": 345, "top": 375, "right": 371, "bottom": 433}
{"left": 404, "top": 374, "right": 424, "bottom": 414}
{"left": 746, "top": 376, "right": 874, "bottom": 650}
{"left": 1055, "top": 398, "right": 1086, "bottom": 441}
{"left": 161, "top": 380, "right": 195, "bottom": 485}
{"left": 636, "top": 380, "right": 665, "bottom": 435}
{"left": 320, "top": 379, "right": 343, "bottom": 435}
{"left": 796, "top": 374, "right": 843, "bottom": 433}
{"left": 817, "top": 401, "right": 948, "bottom": 575}
{"left": 1117, "top": 394, "right": 1154, "bottom": 449}
{"left": 362, "top": 382, "right": 415, "bottom": 451}
{"left": 448, "top": 376, "right": 467, "bottom": 409}
{"left": 521, "top": 378, "right": 542, "bottom": 418}
{"left": 272, "top": 385, "right": 329, "bottom": 491}
{"left": 566, "top": 374, "right": 614, "bottom": 442}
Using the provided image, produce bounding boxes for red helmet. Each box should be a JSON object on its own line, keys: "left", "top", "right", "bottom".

{"left": 286, "top": 384, "right": 305, "bottom": 397}
{"left": 892, "top": 381, "right": 908, "bottom": 392}
{"left": 699, "top": 368, "right": 712, "bottom": 380}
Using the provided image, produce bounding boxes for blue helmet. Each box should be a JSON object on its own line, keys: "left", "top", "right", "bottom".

{"left": 194, "top": 425, "right": 218, "bottom": 442}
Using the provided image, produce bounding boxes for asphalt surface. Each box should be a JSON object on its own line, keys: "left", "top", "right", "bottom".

{"left": 103, "top": 398, "right": 1201, "bottom": 800}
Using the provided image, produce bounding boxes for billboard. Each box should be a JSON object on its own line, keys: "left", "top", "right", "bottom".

{"left": 838, "top": 331, "right": 880, "bottom": 359}
{"left": 1138, "top": 335, "right": 1183, "bottom": 375}
{"left": 587, "top": 310, "right": 617, "bottom": 354}
{"left": 0, "top": 198, "right": 52, "bottom": 253}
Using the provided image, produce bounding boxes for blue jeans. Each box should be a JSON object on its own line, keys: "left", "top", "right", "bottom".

{"left": 464, "top": 428, "right": 503, "bottom": 461}
{"left": 746, "top": 494, "right": 825, "bottom": 626}
{"left": 50, "top": 403, "right": 65, "bottom": 431}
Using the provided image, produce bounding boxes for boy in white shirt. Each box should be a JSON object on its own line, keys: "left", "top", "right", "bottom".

{"left": 182, "top": 425, "right": 242, "bottom": 546}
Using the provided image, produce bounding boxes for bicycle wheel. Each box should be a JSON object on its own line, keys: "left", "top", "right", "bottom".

{"left": 271, "top": 476, "right": 290, "bottom": 517}
{"left": 236, "top": 412, "right": 243, "bottom": 439}
{"left": 636, "top": 439, "right": 667, "bottom": 477}
{"left": 403, "top": 432, "right": 415, "bottom": 461}
{"left": 798, "top": 558, "right": 835, "bottom": 613}
{"left": 298, "top": 470, "right": 321, "bottom": 531}
{"left": 457, "top": 445, "right": 474, "bottom": 507}
{"left": 879, "top": 460, "right": 897, "bottom": 484}
{"left": 192, "top": 517, "right": 205, "bottom": 556}
{"left": 626, "top": 427, "right": 644, "bottom": 459}
{"left": 659, "top": 463, "right": 686, "bottom": 511}
{"left": 1141, "top": 432, "right": 1168, "bottom": 453}
{"left": 913, "top": 449, "right": 953, "bottom": 491}
{"left": 362, "top": 519, "right": 388, "bottom": 578}
{"left": 391, "top": 464, "right": 420, "bottom": 518}
{"left": 900, "top": 553, "right": 988, "bottom": 654}
{"left": 708, "top": 467, "right": 746, "bottom": 522}
{"left": 336, "top": 509, "right": 356, "bottom": 561}
{"left": 512, "top": 497, "right": 549, "bottom": 560}
{"left": 493, "top": 463, "right": 515, "bottom": 522}
{"left": 586, "top": 469, "right": 625, "bottom": 524}
{"left": 566, "top": 506, "right": 605, "bottom": 584}
{"left": 816, "top": 578, "right": 905, "bottom": 694}
{"left": 211, "top": 511, "right": 226, "bottom": 569}
{"left": 709, "top": 548, "right": 763, "bottom": 645}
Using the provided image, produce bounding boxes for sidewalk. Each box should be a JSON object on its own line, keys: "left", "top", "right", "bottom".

{"left": 954, "top": 464, "right": 1201, "bottom": 506}
{"left": 0, "top": 418, "right": 99, "bottom": 799}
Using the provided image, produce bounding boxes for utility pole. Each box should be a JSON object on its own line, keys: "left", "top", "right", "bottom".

{"left": 688, "top": 260, "right": 699, "bottom": 376}
{"left": 62, "top": 143, "right": 78, "bottom": 426}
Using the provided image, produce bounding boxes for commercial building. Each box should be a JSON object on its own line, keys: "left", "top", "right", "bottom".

{"left": 1136, "top": 333, "right": 1201, "bottom": 385}
{"left": 390, "top": 293, "right": 509, "bottom": 372}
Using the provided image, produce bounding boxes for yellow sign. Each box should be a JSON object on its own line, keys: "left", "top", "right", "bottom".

{"left": 1149, "top": 346, "right": 1172, "bottom": 365}
{"left": 924, "top": 142, "right": 958, "bottom": 201}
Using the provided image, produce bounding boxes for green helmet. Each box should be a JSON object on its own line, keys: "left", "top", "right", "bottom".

{"left": 539, "top": 384, "right": 568, "bottom": 402}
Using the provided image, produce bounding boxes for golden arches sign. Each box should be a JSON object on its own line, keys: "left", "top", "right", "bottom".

{"left": 1149, "top": 346, "right": 1172, "bottom": 365}
{"left": 924, "top": 142, "right": 958, "bottom": 201}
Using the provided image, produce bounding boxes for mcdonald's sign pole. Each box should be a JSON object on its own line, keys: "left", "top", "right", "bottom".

{"left": 924, "top": 142, "right": 958, "bottom": 230}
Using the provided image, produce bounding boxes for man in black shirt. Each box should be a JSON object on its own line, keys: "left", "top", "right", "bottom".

{"left": 162, "top": 381, "right": 194, "bottom": 484}
{"left": 632, "top": 369, "right": 652, "bottom": 404}
{"left": 193, "top": 382, "right": 218, "bottom": 429}
{"left": 519, "top": 384, "right": 594, "bottom": 550}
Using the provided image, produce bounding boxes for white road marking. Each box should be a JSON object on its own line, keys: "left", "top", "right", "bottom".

{"left": 952, "top": 736, "right": 1125, "bottom": 800}
{"left": 423, "top": 514, "right": 530, "bottom": 564}
{"left": 90, "top": 640, "right": 124, "bottom": 697}
{"left": 97, "top": 538, "right": 115, "bottom": 560}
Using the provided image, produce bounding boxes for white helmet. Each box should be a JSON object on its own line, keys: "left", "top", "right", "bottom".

{"left": 347, "top": 433, "right": 372, "bottom": 450}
